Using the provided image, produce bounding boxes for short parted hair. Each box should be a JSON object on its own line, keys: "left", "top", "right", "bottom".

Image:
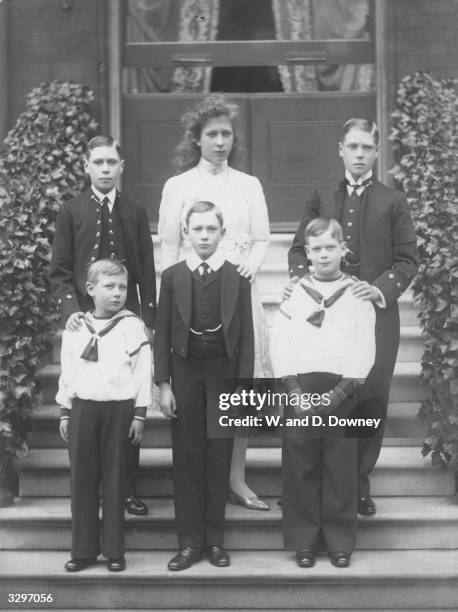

{"left": 86, "top": 135, "right": 122, "bottom": 159}
{"left": 86, "top": 259, "right": 128, "bottom": 284}
{"left": 173, "top": 94, "right": 243, "bottom": 173}
{"left": 305, "top": 218, "right": 344, "bottom": 245}
{"left": 185, "top": 200, "right": 224, "bottom": 228}
{"left": 340, "top": 118, "right": 379, "bottom": 145}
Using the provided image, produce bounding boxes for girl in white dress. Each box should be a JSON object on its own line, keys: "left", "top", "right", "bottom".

{"left": 158, "top": 95, "right": 272, "bottom": 510}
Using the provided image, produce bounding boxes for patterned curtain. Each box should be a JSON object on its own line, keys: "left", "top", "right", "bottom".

{"left": 272, "top": 0, "right": 374, "bottom": 93}
{"left": 125, "top": 0, "right": 220, "bottom": 94}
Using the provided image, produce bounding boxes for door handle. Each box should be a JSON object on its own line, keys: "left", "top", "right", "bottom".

{"left": 285, "top": 52, "right": 327, "bottom": 64}
{"left": 172, "top": 54, "right": 213, "bottom": 66}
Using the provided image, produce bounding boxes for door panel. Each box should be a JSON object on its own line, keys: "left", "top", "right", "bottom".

{"left": 122, "top": 94, "right": 250, "bottom": 227}
{"left": 250, "top": 93, "right": 375, "bottom": 230}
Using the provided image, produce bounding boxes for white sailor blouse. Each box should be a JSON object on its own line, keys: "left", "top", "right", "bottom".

{"left": 271, "top": 274, "right": 376, "bottom": 382}
{"left": 56, "top": 310, "right": 152, "bottom": 414}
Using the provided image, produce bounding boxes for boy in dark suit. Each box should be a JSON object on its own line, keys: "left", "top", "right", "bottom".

{"left": 49, "top": 135, "right": 156, "bottom": 516}
{"left": 288, "top": 119, "right": 417, "bottom": 515}
{"left": 154, "top": 201, "right": 254, "bottom": 571}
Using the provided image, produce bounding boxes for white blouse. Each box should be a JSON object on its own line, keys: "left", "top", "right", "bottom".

{"left": 158, "top": 159, "right": 270, "bottom": 273}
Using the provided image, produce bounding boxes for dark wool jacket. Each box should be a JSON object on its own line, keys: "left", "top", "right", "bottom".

{"left": 49, "top": 190, "right": 156, "bottom": 327}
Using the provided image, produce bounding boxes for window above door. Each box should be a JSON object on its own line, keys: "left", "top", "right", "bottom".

{"left": 123, "top": 0, "right": 375, "bottom": 94}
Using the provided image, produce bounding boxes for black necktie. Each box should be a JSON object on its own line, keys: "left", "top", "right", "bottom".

{"left": 347, "top": 177, "right": 372, "bottom": 197}
{"left": 99, "top": 196, "right": 112, "bottom": 258}
{"left": 200, "top": 262, "right": 210, "bottom": 283}
{"left": 101, "top": 196, "right": 110, "bottom": 224}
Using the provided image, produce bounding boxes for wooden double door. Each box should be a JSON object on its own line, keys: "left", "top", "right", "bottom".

{"left": 123, "top": 92, "right": 374, "bottom": 231}
{"left": 121, "top": 1, "right": 376, "bottom": 231}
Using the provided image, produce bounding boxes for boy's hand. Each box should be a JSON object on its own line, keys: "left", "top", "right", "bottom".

{"left": 237, "top": 263, "right": 254, "bottom": 283}
{"left": 145, "top": 326, "right": 154, "bottom": 344}
{"left": 350, "top": 281, "right": 379, "bottom": 302}
{"left": 129, "top": 419, "right": 144, "bottom": 445}
{"left": 294, "top": 403, "right": 314, "bottom": 418}
{"left": 159, "top": 384, "right": 177, "bottom": 419}
{"left": 59, "top": 419, "right": 69, "bottom": 442}
{"left": 66, "top": 311, "right": 84, "bottom": 332}
{"left": 282, "top": 276, "right": 299, "bottom": 301}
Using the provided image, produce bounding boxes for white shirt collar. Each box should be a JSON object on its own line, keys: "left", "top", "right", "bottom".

{"left": 91, "top": 186, "right": 117, "bottom": 212}
{"left": 185, "top": 248, "right": 226, "bottom": 272}
{"left": 345, "top": 169, "right": 373, "bottom": 186}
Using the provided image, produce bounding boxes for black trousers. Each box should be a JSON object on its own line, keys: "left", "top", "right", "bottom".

{"left": 77, "top": 289, "right": 141, "bottom": 498}
{"left": 282, "top": 373, "right": 357, "bottom": 554}
{"left": 357, "top": 304, "right": 400, "bottom": 496}
{"left": 170, "top": 351, "right": 235, "bottom": 549}
{"left": 68, "top": 398, "right": 134, "bottom": 559}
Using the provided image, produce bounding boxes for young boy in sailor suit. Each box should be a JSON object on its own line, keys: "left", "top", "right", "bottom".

{"left": 288, "top": 119, "right": 417, "bottom": 516}
{"left": 57, "top": 259, "right": 152, "bottom": 573}
{"left": 271, "top": 218, "right": 375, "bottom": 569}
{"left": 154, "top": 200, "right": 254, "bottom": 572}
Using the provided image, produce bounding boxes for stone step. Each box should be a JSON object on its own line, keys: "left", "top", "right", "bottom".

{"left": 1, "top": 550, "right": 458, "bottom": 610}
{"left": 35, "top": 361, "right": 428, "bottom": 404}
{"left": 1, "top": 496, "right": 457, "bottom": 552}
{"left": 3, "top": 609, "right": 451, "bottom": 612}
{"left": 16, "top": 447, "right": 455, "bottom": 498}
{"left": 29, "top": 401, "right": 426, "bottom": 450}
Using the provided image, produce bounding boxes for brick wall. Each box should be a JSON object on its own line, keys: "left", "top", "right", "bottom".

{"left": 7, "top": 0, "right": 106, "bottom": 129}
{"left": 387, "top": 0, "right": 458, "bottom": 107}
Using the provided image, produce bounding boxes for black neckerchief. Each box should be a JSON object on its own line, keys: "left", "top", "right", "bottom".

{"left": 300, "top": 274, "right": 350, "bottom": 327}
{"left": 80, "top": 311, "right": 135, "bottom": 361}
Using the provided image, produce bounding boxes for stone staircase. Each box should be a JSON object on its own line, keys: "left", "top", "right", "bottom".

{"left": 1, "top": 235, "right": 457, "bottom": 611}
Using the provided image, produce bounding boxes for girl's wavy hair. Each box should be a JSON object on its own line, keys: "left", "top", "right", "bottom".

{"left": 172, "top": 94, "right": 244, "bottom": 173}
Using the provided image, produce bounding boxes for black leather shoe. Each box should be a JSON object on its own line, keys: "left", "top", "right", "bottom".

{"left": 125, "top": 496, "right": 148, "bottom": 516}
{"left": 295, "top": 549, "right": 315, "bottom": 568}
{"left": 330, "top": 552, "right": 351, "bottom": 568}
{"left": 108, "top": 557, "right": 126, "bottom": 572}
{"left": 167, "top": 547, "right": 203, "bottom": 571}
{"left": 64, "top": 557, "right": 97, "bottom": 572}
{"left": 206, "top": 545, "right": 230, "bottom": 567}
{"left": 358, "top": 495, "right": 376, "bottom": 515}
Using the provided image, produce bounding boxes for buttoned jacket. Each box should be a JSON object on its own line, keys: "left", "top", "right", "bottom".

{"left": 49, "top": 190, "right": 156, "bottom": 327}
{"left": 153, "top": 260, "right": 254, "bottom": 383}
{"left": 288, "top": 179, "right": 418, "bottom": 308}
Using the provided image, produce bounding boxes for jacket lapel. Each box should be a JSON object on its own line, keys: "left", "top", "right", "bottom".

{"left": 221, "top": 262, "right": 239, "bottom": 332}
{"left": 85, "top": 191, "right": 99, "bottom": 226}
{"left": 115, "top": 192, "right": 134, "bottom": 242}
{"left": 173, "top": 262, "right": 192, "bottom": 330}
{"left": 333, "top": 180, "right": 347, "bottom": 221}
{"left": 359, "top": 179, "right": 377, "bottom": 261}
{"left": 115, "top": 191, "right": 140, "bottom": 274}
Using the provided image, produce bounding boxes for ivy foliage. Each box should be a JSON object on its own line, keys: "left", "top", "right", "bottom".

{"left": 0, "top": 81, "right": 97, "bottom": 463}
{"left": 390, "top": 72, "right": 458, "bottom": 467}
